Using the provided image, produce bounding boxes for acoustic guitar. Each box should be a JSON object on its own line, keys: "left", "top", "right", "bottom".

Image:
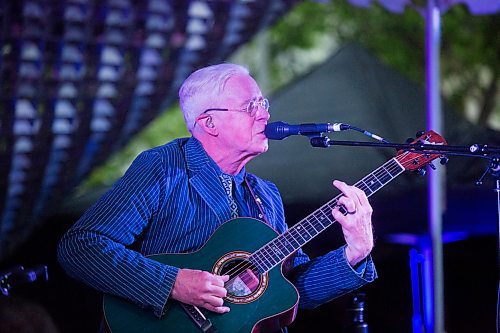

{"left": 103, "top": 131, "right": 446, "bottom": 332}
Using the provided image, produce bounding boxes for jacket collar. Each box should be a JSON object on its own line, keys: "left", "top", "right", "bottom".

{"left": 185, "top": 137, "right": 210, "bottom": 174}
{"left": 184, "top": 137, "right": 233, "bottom": 223}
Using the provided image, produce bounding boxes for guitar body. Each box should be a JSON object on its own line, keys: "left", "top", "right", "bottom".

{"left": 103, "top": 218, "right": 299, "bottom": 333}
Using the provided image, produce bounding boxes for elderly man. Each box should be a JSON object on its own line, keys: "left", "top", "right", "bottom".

{"left": 58, "top": 63, "right": 376, "bottom": 332}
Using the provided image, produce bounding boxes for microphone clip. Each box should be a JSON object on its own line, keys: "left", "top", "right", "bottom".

{"left": 309, "top": 135, "right": 331, "bottom": 148}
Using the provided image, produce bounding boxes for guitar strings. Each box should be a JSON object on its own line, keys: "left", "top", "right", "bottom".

{"left": 221, "top": 151, "right": 421, "bottom": 287}
{"left": 221, "top": 151, "right": 419, "bottom": 287}
{"left": 221, "top": 151, "right": 425, "bottom": 291}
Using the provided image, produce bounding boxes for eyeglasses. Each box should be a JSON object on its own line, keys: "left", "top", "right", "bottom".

{"left": 203, "top": 98, "right": 270, "bottom": 117}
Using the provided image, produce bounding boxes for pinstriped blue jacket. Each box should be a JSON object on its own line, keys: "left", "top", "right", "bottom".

{"left": 58, "top": 137, "right": 376, "bottom": 318}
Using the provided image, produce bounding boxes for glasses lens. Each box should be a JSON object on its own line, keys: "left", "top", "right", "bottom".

{"left": 247, "top": 98, "right": 269, "bottom": 116}
{"left": 247, "top": 100, "right": 257, "bottom": 115}
{"left": 262, "top": 98, "right": 269, "bottom": 110}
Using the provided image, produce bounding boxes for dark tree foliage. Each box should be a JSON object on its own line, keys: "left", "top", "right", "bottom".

{"left": 268, "top": 1, "right": 499, "bottom": 127}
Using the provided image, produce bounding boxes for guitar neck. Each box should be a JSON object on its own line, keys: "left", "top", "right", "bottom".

{"left": 250, "top": 157, "right": 405, "bottom": 273}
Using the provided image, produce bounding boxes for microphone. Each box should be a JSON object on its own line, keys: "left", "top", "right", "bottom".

{"left": 265, "top": 121, "right": 350, "bottom": 140}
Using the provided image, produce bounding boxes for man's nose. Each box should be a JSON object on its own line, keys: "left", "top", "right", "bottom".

{"left": 256, "top": 105, "right": 270, "bottom": 121}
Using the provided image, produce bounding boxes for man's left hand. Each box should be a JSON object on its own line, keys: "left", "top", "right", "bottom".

{"left": 331, "top": 180, "right": 374, "bottom": 267}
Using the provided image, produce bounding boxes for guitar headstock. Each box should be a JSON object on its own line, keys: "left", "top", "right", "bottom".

{"left": 396, "top": 130, "right": 447, "bottom": 171}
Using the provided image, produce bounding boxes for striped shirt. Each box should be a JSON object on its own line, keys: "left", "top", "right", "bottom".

{"left": 58, "top": 137, "right": 376, "bottom": 319}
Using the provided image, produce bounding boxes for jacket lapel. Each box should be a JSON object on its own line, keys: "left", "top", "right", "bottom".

{"left": 184, "top": 138, "right": 232, "bottom": 224}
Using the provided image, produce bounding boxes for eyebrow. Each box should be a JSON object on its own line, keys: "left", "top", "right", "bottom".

{"left": 241, "top": 98, "right": 253, "bottom": 105}
{"left": 241, "top": 96, "right": 263, "bottom": 106}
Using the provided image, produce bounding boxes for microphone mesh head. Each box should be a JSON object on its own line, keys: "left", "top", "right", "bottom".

{"left": 264, "top": 121, "right": 288, "bottom": 140}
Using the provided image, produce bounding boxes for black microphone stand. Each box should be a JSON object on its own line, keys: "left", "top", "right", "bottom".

{"left": 303, "top": 133, "right": 500, "bottom": 333}
{"left": 308, "top": 134, "right": 500, "bottom": 159}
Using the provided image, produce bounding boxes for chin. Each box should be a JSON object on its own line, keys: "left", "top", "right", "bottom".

{"left": 249, "top": 144, "right": 268, "bottom": 156}
{"left": 258, "top": 139, "right": 269, "bottom": 152}
{"left": 256, "top": 145, "right": 268, "bottom": 155}
{"left": 248, "top": 137, "right": 268, "bottom": 155}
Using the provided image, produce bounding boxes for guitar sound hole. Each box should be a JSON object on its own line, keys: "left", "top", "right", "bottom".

{"left": 221, "top": 259, "right": 261, "bottom": 298}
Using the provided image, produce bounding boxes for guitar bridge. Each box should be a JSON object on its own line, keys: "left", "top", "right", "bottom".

{"left": 180, "top": 303, "right": 218, "bottom": 333}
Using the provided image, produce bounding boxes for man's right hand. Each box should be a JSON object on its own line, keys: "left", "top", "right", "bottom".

{"left": 171, "top": 268, "right": 230, "bottom": 313}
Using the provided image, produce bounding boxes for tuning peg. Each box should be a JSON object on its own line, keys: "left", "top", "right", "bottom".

{"left": 406, "top": 138, "right": 414, "bottom": 144}
{"left": 416, "top": 168, "right": 426, "bottom": 176}
{"left": 428, "top": 163, "right": 436, "bottom": 170}
{"left": 440, "top": 157, "right": 449, "bottom": 165}
{"left": 415, "top": 131, "right": 425, "bottom": 138}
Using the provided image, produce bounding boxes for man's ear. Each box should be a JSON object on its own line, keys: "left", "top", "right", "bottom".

{"left": 195, "top": 114, "right": 218, "bottom": 135}
{"left": 206, "top": 117, "right": 215, "bottom": 128}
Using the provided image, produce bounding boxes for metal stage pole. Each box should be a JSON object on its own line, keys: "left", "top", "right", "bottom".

{"left": 425, "top": 1, "right": 445, "bottom": 332}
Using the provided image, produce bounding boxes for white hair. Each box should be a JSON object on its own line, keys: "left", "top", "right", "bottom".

{"left": 179, "top": 63, "right": 250, "bottom": 132}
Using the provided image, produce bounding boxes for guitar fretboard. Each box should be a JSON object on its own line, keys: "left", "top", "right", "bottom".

{"left": 249, "top": 157, "right": 405, "bottom": 273}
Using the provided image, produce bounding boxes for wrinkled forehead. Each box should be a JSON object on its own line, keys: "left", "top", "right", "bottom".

{"left": 219, "top": 74, "right": 262, "bottom": 102}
